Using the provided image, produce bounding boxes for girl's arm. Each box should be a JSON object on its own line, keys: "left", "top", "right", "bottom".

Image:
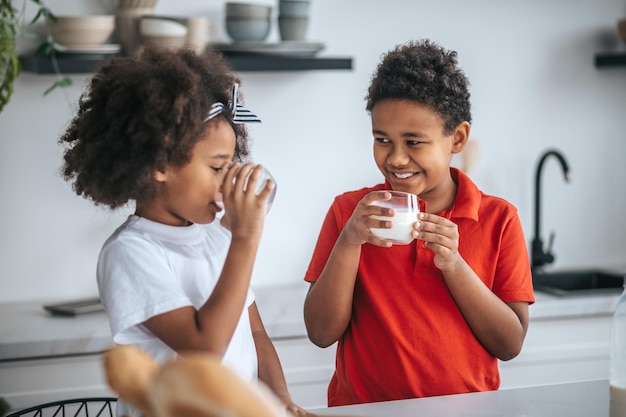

{"left": 249, "top": 302, "right": 307, "bottom": 416}
{"left": 143, "top": 164, "right": 272, "bottom": 356}
{"left": 303, "top": 191, "right": 395, "bottom": 348}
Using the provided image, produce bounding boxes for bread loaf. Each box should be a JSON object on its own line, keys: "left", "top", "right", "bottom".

{"left": 103, "top": 345, "right": 288, "bottom": 417}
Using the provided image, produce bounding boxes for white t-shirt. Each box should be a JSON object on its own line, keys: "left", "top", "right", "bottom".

{"left": 97, "top": 215, "right": 257, "bottom": 416}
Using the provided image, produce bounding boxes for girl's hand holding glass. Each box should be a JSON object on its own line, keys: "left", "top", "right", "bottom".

{"left": 218, "top": 163, "right": 277, "bottom": 232}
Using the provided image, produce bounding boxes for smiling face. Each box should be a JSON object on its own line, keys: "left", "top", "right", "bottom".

{"left": 136, "top": 118, "right": 236, "bottom": 226}
{"left": 372, "top": 99, "right": 469, "bottom": 213}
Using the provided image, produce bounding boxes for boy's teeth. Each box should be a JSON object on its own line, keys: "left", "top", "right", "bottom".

{"left": 395, "top": 172, "right": 414, "bottom": 179}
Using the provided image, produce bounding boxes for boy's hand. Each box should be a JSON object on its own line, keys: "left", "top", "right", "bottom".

{"left": 414, "top": 212, "right": 461, "bottom": 272}
{"left": 341, "top": 191, "right": 396, "bottom": 248}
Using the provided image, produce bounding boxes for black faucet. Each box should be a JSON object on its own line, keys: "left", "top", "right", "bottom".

{"left": 531, "top": 149, "right": 571, "bottom": 273}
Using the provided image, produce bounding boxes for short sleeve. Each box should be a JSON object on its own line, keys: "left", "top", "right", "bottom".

{"left": 97, "top": 235, "right": 192, "bottom": 342}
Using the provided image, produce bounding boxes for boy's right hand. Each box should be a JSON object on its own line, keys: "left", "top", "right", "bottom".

{"left": 220, "top": 162, "right": 274, "bottom": 240}
{"left": 341, "top": 190, "right": 395, "bottom": 248}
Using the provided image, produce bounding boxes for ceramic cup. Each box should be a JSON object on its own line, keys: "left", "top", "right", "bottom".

{"left": 184, "top": 17, "right": 211, "bottom": 53}
{"left": 370, "top": 191, "right": 419, "bottom": 244}
{"left": 278, "top": 15, "right": 308, "bottom": 41}
{"left": 115, "top": 7, "right": 155, "bottom": 56}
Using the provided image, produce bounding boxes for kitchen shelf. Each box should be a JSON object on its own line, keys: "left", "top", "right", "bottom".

{"left": 18, "top": 53, "right": 353, "bottom": 74}
{"left": 594, "top": 52, "right": 626, "bottom": 68}
{"left": 220, "top": 55, "right": 352, "bottom": 71}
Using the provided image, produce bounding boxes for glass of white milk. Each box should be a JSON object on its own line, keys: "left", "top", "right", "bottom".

{"left": 217, "top": 164, "right": 277, "bottom": 214}
{"left": 251, "top": 165, "right": 277, "bottom": 214}
{"left": 370, "top": 191, "right": 419, "bottom": 245}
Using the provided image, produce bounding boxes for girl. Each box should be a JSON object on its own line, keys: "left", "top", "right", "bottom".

{"left": 60, "top": 47, "right": 303, "bottom": 417}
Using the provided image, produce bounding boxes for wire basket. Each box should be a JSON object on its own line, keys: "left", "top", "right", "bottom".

{"left": 5, "top": 398, "right": 117, "bottom": 417}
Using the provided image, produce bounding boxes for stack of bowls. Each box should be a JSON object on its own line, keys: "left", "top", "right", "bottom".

{"left": 139, "top": 16, "right": 189, "bottom": 50}
{"left": 225, "top": 2, "right": 272, "bottom": 43}
{"left": 114, "top": 0, "right": 158, "bottom": 56}
{"left": 278, "top": 0, "right": 310, "bottom": 41}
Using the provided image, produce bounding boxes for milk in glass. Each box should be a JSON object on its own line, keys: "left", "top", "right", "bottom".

{"left": 370, "top": 191, "right": 419, "bottom": 245}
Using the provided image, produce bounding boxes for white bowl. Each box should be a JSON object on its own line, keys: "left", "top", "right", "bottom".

{"left": 140, "top": 17, "right": 188, "bottom": 37}
{"left": 47, "top": 15, "right": 115, "bottom": 46}
{"left": 225, "top": 17, "right": 270, "bottom": 42}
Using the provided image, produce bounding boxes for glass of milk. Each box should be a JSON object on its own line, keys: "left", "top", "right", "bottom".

{"left": 370, "top": 191, "right": 419, "bottom": 245}
{"left": 217, "top": 164, "right": 277, "bottom": 214}
{"left": 251, "top": 165, "right": 277, "bottom": 214}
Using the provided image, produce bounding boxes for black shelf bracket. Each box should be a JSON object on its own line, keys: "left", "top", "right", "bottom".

{"left": 594, "top": 52, "right": 626, "bottom": 68}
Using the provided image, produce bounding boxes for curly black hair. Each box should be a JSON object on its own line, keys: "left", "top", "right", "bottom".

{"left": 366, "top": 39, "right": 472, "bottom": 134}
{"left": 59, "top": 46, "right": 252, "bottom": 209}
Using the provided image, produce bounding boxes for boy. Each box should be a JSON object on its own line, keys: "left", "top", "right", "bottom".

{"left": 303, "top": 39, "right": 534, "bottom": 406}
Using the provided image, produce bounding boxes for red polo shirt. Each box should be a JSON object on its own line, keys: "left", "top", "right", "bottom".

{"left": 304, "top": 168, "right": 535, "bottom": 406}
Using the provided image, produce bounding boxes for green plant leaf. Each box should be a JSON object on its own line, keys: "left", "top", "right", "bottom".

{"left": 35, "top": 35, "right": 55, "bottom": 56}
{"left": 43, "top": 77, "right": 72, "bottom": 96}
{"left": 29, "top": 4, "right": 56, "bottom": 25}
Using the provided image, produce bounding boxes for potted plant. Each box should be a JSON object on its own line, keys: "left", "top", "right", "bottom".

{"left": 0, "top": 0, "right": 70, "bottom": 113}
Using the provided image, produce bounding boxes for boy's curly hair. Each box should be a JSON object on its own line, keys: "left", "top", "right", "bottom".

{"left": 59, "top": 46, "right": 251, "bottom": 209}
{"left": 366, "top": 39, "right": 472, "bottom": 134}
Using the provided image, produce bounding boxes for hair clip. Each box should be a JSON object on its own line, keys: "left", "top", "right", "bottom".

{"left": 204, "top": 83, "right": 261, "bottom": 124}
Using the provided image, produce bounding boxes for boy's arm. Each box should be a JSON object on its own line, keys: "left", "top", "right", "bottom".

{"left": 250, "top": 302, "right": 308, "bottom": 417}
{"left": 416, "top": 212, "right": 529, "bottom": 360}
{"left": 442, "top": 259, "right": 529, "bottom": 360}
{"left": 303, "top": 191, "right": 395, "bottom": 348}
{"left": 303, "top": 232, "right": 361, "bottom": 347}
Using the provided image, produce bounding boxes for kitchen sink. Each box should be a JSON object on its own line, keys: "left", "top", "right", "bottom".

{"left": 532, "top": 269, "right": 625, "bottom": 296}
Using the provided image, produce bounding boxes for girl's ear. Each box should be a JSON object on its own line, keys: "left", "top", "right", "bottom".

{"left": 154, "top": 168, "right": 168, "bottom": 183}
{"left": 451, "top": 121, "right": 471, "bottom": 154}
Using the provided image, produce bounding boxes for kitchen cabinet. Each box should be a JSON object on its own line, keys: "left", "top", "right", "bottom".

{"left": 18, "top": 53, "right": 353, "bottom": 74}
{"left": 273, "top": 338, "right": 336, "bottom": 409}
{"left": 0, "top": 355, "right": 114, "bottom": 410}
{"left": 499, "top": 305, "right": 612, "bottom": 388}
{"left": 0, "top": 340, "right": 335, "bottom": 411}
{"left": 0, "top": 288, "right": 618, "bottom": 412}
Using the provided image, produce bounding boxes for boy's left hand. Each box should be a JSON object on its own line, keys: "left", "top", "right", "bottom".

{"left": 414, "top": 212, "right": 461, "bottom": 272}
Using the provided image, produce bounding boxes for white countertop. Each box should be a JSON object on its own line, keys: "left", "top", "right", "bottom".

{"left": 0, "top": 283, "right": 620, "bottom": 362}
{"left": 311, "top": 379, "right": 609, "bottom": 417}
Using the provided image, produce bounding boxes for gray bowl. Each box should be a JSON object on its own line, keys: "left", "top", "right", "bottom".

{"left": 225, "top": 2, "right": 272, "bottom": 18}
{"left": 226, "top": 16, "right": 271, "bottom": 42}
{"left": 278, "top": 0, "right": 310, "bottom": 17}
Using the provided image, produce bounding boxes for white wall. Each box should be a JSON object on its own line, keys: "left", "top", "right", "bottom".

{"left": 1, "top": 0, "right": 625, "bottom": 303}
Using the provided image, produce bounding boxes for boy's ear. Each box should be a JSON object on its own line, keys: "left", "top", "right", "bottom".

{"left": 451, "top": 121, "right": 471, "bottom": 154}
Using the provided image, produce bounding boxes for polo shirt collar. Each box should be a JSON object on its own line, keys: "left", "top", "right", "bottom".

{"left": 450, "top": 167, "right": 481, "bottom": 222}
